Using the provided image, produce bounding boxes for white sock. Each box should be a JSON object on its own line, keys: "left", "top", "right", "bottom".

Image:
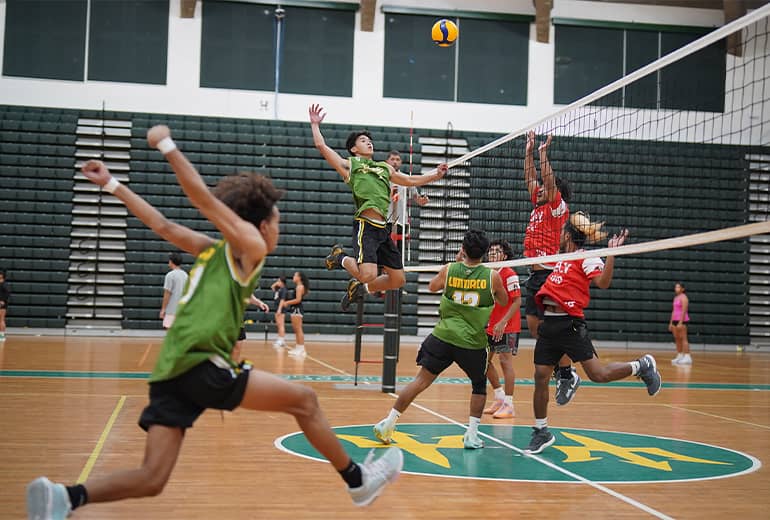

{"left": 341, "top": 256, "right": 352, "bottom": 270}
{"left": 535, "top": 418, "right": 548, "bottom": 430}
{"left": 468, "top": 415, "right": 481, "bottom": 435}
{"left": 493, "top": 387, "right": 505, "bottom": 400}
{"left": 674, "top": 352, "right": 682, "bottom": 360}
{"left": 294, "top": 344, "right": 304, "bottom": 350}
{"left": 386, "top": 408, "right": 401, "bottom": 424}
{"left": 630, "top": 361, "right": 641, "bottom": 376}
{"left": 504, "top": 395, "right": 513, "bottom": 406}
{"left": 364, "top": 283, "right": 370, "bottom": 293}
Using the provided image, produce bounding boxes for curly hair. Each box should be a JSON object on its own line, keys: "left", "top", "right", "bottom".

{"left": 345, "top": 130, "right": 373, "bottom": 155}
{"left": 212, "top": 173, "right": 284, "bottom": 228}
{"left": 489, "top": 239, "right": 514, "bottom": 260}
{"left": 462, "top": 229, "right": 490, "bottom": 261}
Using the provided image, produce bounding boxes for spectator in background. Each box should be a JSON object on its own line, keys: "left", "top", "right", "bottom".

{"left": 0, "top": 270, "right": 9, "bottom": 342}
{"left": 281, "top": 271, "right": 310, "bottom": 358}
{"left": 385, "top": 150, "right": 429, "bottom": 251}
{"left": 160, "top": 253, "right": 188, "bottom": 330}
{"left": 271, "top": 276, "right": 288, "bottom": 349}
{"left": 670, "top": 282, "right": 692, "bottom": 365}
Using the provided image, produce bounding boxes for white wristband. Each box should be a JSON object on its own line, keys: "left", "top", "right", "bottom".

{"left": 156, "top": 137, "right": 177, "bottom": 155}
{"left": 103, "top": 177, "right": 121, "bottom": 194}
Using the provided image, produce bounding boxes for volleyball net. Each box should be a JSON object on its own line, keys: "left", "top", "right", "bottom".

{"left": 406, "top": 5, "right": 770, "bottom": 346}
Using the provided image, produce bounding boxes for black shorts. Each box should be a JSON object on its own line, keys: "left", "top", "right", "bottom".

{"left": 352, "top": 219, "right": 403, "bottom": 270}
{"left": 488, "top": 332, "right": 519, "bottom": 355}
{"left": 417, "top": 334, "right": 488, "bottom": 394}
{"left": 524, "top": 269, "right": 551, "bottom": 318}
{"left": 237, "top": 326, "right": 246, "bottom": 341}
{"left": 138, "top": 360, "right": 250, "bottom": 431}
{"left": 533, "top": 316, "right": 597, "bottom": 366}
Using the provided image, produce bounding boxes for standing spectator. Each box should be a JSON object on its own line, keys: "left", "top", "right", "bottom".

{"left": 0, "top": 270, "right": 9, "bottom": 342}
{"left": 160, "top": 253, "right": 188, "bottom": 330}
{"left": 271, "top": 276, "right": 288, "bottom": 349}
{"left": 670, "top": 282, "right": 691, "bottom": 365}
{"left": 385, "top": 150, "right": 429, "bottom": 252}
{"left": 281, "top": 271, "right": 310, "bottom": 358}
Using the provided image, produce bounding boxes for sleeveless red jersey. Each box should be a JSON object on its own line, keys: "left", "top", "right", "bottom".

{"left": 535, "top": 255, "right": 604, "bottom": 318}
{"left": 486, "top": 267, "right": 521, "bottom": 334}
{"left": 523, "top": 190, "right": 569, "bottom": 261}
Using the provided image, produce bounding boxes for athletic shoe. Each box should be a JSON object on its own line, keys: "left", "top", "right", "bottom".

{"left": 287, "top": 346, "right": 306, "bottom": 358}
{"left": 463, "top": 430, "right": 484, "bottom": 449}
{"left": 555, "top": 367, "right": 581, "bottom": 406}
{"left": 671, "top": 353, "right": 683, "bottom": 364}
{"left": 26, "top": 477, "right": 72, "bottom": 520}
{"left": 325, "top": 244, "right": 346, "bottom": 270}
{"left": 524, "top": 427, "right": 555, "bottom": 454}
{"left": 373, "top": 418, "right": 395, "bottom": 444}
{"left": 483, "top": 398, "right": 504, "bottom": 415}
{"left": 273, "top": 338, "right": 286, "bottom": 350}
{"left": 341, "top": 279, "right": 365, "bottom": 312}
{"left": 492, "top": 402, "right": 515, "bottom": 419}
{"left": 348, "top": 447, "right": 403, "bottom": 507}
{"left": 677, "top": 353, "right": 692, "bottom": 365}
{"left": 638, "top": 354, "right": 662, "bottom": 396}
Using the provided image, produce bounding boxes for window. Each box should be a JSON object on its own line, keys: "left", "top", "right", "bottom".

{"left": 3, "top": 0, "right": 87, "bottom": 81}
{"left": 383, "top": 9, "right": 531, "bottom": 105}
{"left": 88, "top": 0, "right": 169, "bottom": 84}
{"left": 554, "top": 20, "right": 726, "bottom": 112}
{"left": 200, "top": 1, "right": 355, "bottom": 97}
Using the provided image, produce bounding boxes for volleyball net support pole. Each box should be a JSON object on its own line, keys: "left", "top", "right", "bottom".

{"left": 382, "top": 289, "right": 400, "bottom": 393}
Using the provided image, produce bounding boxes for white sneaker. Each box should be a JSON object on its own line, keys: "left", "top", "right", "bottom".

{"left": 671, "top": 353, "right": 683, "bottom": 364}
{"left": 288, "top": 346, "right": 306, "bottom": 358}
{"left": 463, "top": 430, "right": 484, "bottom": 449}
{"left": 348, "top": 448, "right": 403, "bottom": 507}
{"left": 373, "top": 418, "right": 395, "bottom": 444}
{"left": 273, "top": 338, "right": 286, "bottom": 350}
{"left": 26, "top": 477, "right": 72, "bottom": 519}
{"left": 678, "top": 354, "right": 692, "bottom": 365}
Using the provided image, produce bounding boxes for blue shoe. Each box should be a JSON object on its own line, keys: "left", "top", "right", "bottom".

{"left": 348, "top": 448, "right": 403, "bottom": 507}
{"left": 27, "top": 477, "right": 72, "bottom": 520}
{"left": 524, "top": 427, "right": 555, "bottom": 454}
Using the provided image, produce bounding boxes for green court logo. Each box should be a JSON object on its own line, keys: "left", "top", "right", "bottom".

{"left": 275, "top": 424, "right": 760, "bottom": 483}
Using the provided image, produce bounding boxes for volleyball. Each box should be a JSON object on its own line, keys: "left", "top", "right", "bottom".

{"left": 431, "top": 19, "right": 458, "bottom": 47}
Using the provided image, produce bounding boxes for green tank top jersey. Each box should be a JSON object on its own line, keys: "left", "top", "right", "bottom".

{"left": 150, "top": 240, "right": 263, "bottom": 382}
{"left": 432, "top": 262, "right": 496, "bottom": 350}
{"left": 347, "top": 156, "right": 392, "bottom": 222}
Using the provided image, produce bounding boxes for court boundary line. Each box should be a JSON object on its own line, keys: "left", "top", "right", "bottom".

{"left": 76, "top": 395, "right": 127, "bottom": 484}
{"left": 664, "top": 404, "right": 770, "bottom": 430}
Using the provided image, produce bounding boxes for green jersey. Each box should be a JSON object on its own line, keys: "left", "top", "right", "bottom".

{"left": 150, "top": 240, "right": 262, "bottom": 382}
{"left": 432, "top": 262, "right": 495, "bottom": 350}
{"left": 347, "top": 156, "right": 391, "bottom": 222}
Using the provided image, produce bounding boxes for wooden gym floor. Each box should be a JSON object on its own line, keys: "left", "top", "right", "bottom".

{"left": 1, "top": 335, "right": 768, "bottom": 519}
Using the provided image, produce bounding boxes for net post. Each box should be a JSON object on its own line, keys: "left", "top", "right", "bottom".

{"left": 382, "top": 289, "right": 400, "bottom": 393}
{"left": 353, "top": 298, "right": 365, "bottom": 386}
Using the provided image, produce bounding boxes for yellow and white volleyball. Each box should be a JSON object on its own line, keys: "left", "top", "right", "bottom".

{"left": 431, "top": 19, "right": 458, "bottom": 47}
{"left": 570, "top": 211, "right": 608, "bottom": 244}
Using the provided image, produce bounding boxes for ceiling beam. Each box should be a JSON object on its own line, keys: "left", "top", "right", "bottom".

{"left": 534, "top": 0, "right": 553, "bottom": 43}
{"left": 724, "top": 0, "right": 747, "bottom": 57}
{"left": 360, "top": 0, "right": 376, "bottom": 32}
{"left": 180, "top": 0, "right": 196, "bottom": 19}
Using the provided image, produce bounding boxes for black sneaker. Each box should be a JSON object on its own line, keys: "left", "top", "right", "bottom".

{"left": 555, "top": 367, "right": 581, "bottom": 406}
{"left": 341, "top": 279, "right": 365, "bottom": 311}
{"left": 325, "top": 244, "right": 346, "bottom": 270}
{"left": 638, "top": 354, "right": 662, "bottom": 396}
{"left": 524, "top": 427, "right": 555, "bottom": 454}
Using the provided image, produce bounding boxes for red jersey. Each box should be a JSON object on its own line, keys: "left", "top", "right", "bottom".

{"left": 524, "top": 190, "right": 569, "bottom": 261}
{"left": 535, "top": 255, "right": 604, "bottom": 318}
{"left": 486, "top": 267, "right": 521, "bottom": 334}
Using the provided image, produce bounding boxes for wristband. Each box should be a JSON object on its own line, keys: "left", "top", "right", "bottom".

{"left": 103, "top": 177, "right": 121, "bottom": 194}
{"left": 156, "top": 136, "right": 177, "bottom": 155}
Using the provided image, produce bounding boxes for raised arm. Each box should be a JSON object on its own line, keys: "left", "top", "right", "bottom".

{"left": 593, "top": 229, "right": 629, "bottom": 289}
{"left": 539, "top": 134, "right": 558, "bottom": 203}
{"left": 309, "top": 104, "right": 350, "bottom": 181}
{"left": 391, "top": 163, "right": 446, "bottom": 187}
{"left": 146, "top": 126, "right": 266, "bottom": 274}
{"left": 525, "top": 130, "right": 538, "bottom": 199}
{"left": 80, "top": 160, "right": 213, "bottom": 257}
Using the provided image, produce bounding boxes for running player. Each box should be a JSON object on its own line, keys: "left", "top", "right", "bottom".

{"left": 525, "top": 213, "right": 661, "bottom": 454}
{"left": 25, "top": 125, "right": 403, "bottom": 519}
{"left": 309, "top": 104, "right": 446, "bottom": 310}
{"left": 373, "top": 229, "right": 508, "bottom": 449}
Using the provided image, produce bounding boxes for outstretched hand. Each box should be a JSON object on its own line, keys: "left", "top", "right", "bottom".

{"left": 526, "top": 130, "right": 535, "bottom": 153}
{"left": 436, "top": 163, "right": 448, "bottom": 179}
{"left": 538, "top": 134, "right": 553, "bottom": 152}
{"left": 608, "top": 228, "right": 630, "bottom": 248}
{"left": 147, "top": 125, "right": 171, "bottom": 148}
{"left": 308, "top": 104, "right": 326, "bottom": 125}
{"left": 81, "top": 160, "right": 112, "bottom": 187}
